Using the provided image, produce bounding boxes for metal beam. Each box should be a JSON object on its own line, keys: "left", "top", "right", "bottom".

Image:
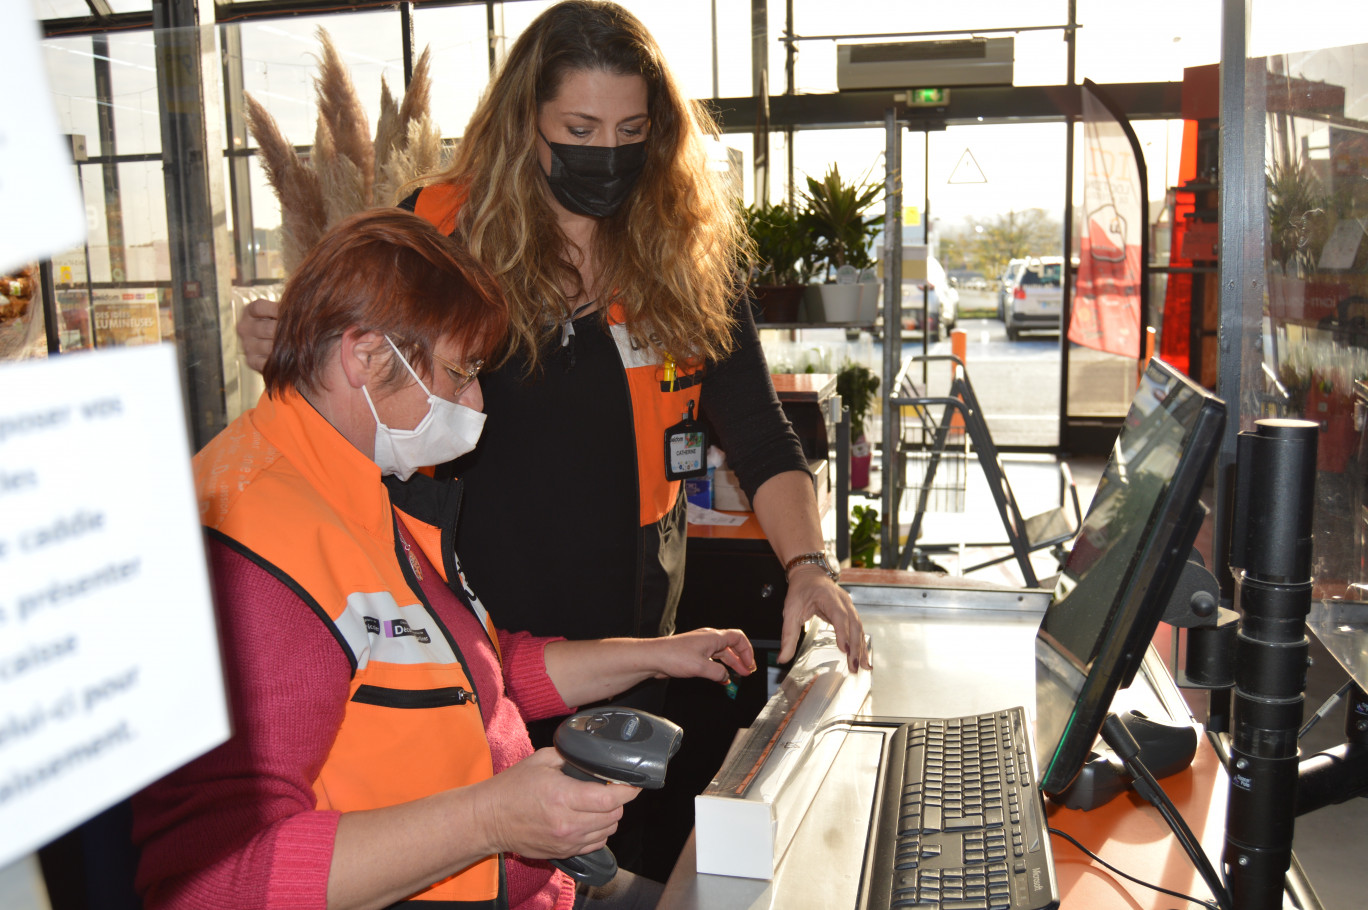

{"left": 751, "top": 0, "right": 769, "bottom": 203}
{"left": 707, "top": 81, "right": 1183, "bottom": 132}
{"left": 879, "top": 106, "right": 902, "bottom": 567}
{"left": 153, "top": 0, "right": 233, "bottom": 451}
{"left": 1214, "top": 0, "right": 1262, "bottom": 606}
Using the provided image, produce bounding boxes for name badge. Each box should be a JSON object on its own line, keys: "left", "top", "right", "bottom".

{"left": 664, "top": 399, "right": 708, "bottom": 480}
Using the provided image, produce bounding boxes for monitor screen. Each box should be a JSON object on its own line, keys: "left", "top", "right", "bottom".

{"left": 1034, "top": 358, "right": 1225, "bottom": 795}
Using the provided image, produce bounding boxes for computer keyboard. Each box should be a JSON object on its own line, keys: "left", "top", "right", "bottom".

{"left": 859, "top": 706, "right": 1059, "bottom": 910}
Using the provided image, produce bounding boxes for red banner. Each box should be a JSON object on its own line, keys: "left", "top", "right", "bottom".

{"left": 1070, "top": 83, "right": 1146, "bottom": 359}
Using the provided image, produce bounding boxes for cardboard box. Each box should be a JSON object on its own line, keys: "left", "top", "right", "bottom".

{"left": 684, "top": 467, "right": 713, "bottom": 509}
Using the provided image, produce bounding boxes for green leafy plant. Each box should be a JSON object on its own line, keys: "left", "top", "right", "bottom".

{"left": 836, "top": 360, "right": 881, "bottom": 441}
{"left": 800, "top": 164, "right": 885, "bottom": 280}
{"left": 743, "top": 201, "right": 811, "bottom": 285}
{"left": 850, "top": 504, "right": 880, "bottom": 568}
{"left": 1266, "top": 156, "right": 1330, "bottom": 278}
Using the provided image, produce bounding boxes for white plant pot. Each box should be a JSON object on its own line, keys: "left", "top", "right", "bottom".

{"left": 858, "top": 281, "right": 881, "bottom": 323}
{"left": 819, "top": 284, "right": 861, "bottom": 322}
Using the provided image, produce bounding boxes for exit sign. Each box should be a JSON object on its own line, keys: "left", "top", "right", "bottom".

{"left": 908, "top": 87, "right": 948, "bottom": 106}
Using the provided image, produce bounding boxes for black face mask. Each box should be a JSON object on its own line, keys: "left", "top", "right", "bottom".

{"left": 541, "top": 133, "right": 647, "bottom": 218}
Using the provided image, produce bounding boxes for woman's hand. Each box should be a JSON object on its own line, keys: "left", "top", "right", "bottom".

{"left": 237, "top": 296, "right": 281, "bottom": 373}
{"left": 646, "top": 627, "right": 756, "bottom": 684}
{"left": 542, "top": 628, "right": 756, "bottom": 705}
{"left": 779, "top": 566, "right": 871, "bottom": 673}
{"left": 476, "top": 748, "right": 639, "bottom": 860}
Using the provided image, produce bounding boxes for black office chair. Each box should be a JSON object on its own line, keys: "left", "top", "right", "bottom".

{"left": 891, "top": 355, "right": 1083, "bottom": 588}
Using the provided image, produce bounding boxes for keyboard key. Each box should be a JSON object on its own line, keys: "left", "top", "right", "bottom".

{"left": 945, "top": 813, "right": 984, "bottom": 831}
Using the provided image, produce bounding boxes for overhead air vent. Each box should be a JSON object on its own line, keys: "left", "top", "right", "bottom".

{"left": 837, "top": 37, "right": 1014, "bottom": 91}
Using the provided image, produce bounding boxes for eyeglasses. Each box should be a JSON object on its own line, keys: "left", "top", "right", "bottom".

{"left": 431, "top": 351, "right": 484, "bottom": 397}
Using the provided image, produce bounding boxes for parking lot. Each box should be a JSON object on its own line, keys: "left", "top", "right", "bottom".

{"left": 908, "top": 287, "right": 1136, "bottom": 447}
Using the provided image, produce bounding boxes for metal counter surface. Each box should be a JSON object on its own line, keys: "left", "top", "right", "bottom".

{"left": 657, "top": 582, "right": 1053, "bottom": 910}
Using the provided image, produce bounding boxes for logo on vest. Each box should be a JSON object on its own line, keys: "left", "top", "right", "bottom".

{"left": 364, "top": 615, "right": 431, "bottom": 644}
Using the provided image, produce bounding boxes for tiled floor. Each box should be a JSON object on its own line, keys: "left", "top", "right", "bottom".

{"left": 868, "top": 452, "right": 1365, "bottom": 909}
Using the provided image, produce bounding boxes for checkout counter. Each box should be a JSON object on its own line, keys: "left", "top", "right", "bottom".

{"left": 670, "top": 371, "right": 1231, "bottom": 907}
{"left": 646, "top": 373, "right": 841, "bottom": 879}
{"left": 660, "top": 572, "right": 1231, "bottom": 910}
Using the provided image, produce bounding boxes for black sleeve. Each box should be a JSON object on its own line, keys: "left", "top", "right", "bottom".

{"left": 699, "top": 299, "right": 810, "bottom": 501}
{"left": 397, "top": 189, "right": 420, "bottom": 212}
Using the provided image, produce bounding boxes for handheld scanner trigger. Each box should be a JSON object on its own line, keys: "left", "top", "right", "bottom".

{"left": 552, "top": 848, "right": 618, "bottom": 887}
{"left": 553, "top": 708, "right": 684, "bottom": 789}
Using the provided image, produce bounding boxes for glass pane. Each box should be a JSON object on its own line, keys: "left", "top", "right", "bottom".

{"left": 1077, "top": 0, "right": 1220, "bottom": 83}
{"left": 1250, "top": 2, "right": 1368, "bottom": 56}
{"left": 115, "top": 160, "right": 170, "bottom": 283}
{"left": 42, "top": 36, "right": 102, "bottom": 157}
{"left": 33, "top": 0, "right": 96, "bottom": 18}
{"left": 107, "top": 30, "right": 162, "bottom": 156}
{"left": 923, "top": 123, "right": 1066, "bottom": 448}
{"left": 31, "top": 0, "right": 155, "bottom": 14}
{"left": 54, "top": 159, "right": 169, "bottom": 286}
{"left": 493, "top": 0, "right": 557, "bottom": 64}
{"left": 712, "top": 0, "right": 753, "bottom": 99}
{"left": 237, "top": 11, "right": 404, "bottom": 151}
{"left": 493, "top": 0, "right": 745, "bottom": 101}
{"left": 413, "top": 3, "right": 492, "bottom": 141}
{"left": 1256, "top": 39, "right": 1368, "bottom": 593}
{"left": 628, "top": 0, "right": 743, "bottom": 100}
{"left": 247, "top": 155, "right": 287, "bottom": 281}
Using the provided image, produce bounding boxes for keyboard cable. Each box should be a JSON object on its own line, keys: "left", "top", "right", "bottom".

{"left": 1048, "top": 827, "right": 1221, "bottom": 910}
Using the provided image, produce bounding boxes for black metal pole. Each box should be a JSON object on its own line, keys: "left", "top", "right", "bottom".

{"left": 1223, "top": 418, "right": 1317, "bottom": 910}
{"left": 836, "top": 404, "right": 850, "bottom": 563}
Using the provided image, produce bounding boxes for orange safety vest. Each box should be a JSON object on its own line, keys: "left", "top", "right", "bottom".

{"left": 196, "top": 388, "right": 507, "bottom": 908}
{"left": 412, "top": 183, "right": 704, "bottom": 526}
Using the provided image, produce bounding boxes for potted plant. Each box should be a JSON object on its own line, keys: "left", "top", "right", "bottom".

{"left": 743, "top": 201, "right": 808, "bottom": 323}
{"left": 836, "top": 360, "right": 880, "bottom": 490}
{"left": 800, "top": 164, "right": 884, "bottom": 322}
{"left": 849, "top": 504, "right": 880, "bottom": 568}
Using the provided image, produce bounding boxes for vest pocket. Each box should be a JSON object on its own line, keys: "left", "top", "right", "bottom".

{"left": 351, "top": 684, "right": 477, "bottom": 708}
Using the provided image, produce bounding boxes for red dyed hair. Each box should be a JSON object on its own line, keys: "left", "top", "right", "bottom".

{"left": 263, "top": 209, "right": 507, "bottom": 395}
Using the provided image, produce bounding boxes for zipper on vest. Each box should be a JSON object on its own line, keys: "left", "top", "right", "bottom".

{"left": 391, "top": 510, "right": 485, "bottom": 707}
{"left": 351, "top": 684, "right": 478, "bottom": 709}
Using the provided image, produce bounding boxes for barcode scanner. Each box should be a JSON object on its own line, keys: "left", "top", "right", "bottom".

{"left": 550, "top": 707, "right": 683, "bottom": 886}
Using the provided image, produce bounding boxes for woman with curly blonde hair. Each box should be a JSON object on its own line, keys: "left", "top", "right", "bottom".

{"left": 239, "top": 0, "right": 868, "bottom": 878}
{"left": 430, "top": 0, "right": 741, "bottom": 373}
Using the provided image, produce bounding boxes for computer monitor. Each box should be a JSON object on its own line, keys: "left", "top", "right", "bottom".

{"left": 1034, "top": 358, "right": 1226, "bottom": 795}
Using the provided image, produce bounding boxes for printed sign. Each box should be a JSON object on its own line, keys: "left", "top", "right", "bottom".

{"left": 92, "top": 288, "right": 163, "bottom": 348}
{"left": 0, "top": 345, "right": 229, "bottom": 869}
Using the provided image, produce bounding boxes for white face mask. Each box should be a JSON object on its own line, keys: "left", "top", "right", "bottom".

{"left": 362, "top": 336, "right": 486, "bottom": 480}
